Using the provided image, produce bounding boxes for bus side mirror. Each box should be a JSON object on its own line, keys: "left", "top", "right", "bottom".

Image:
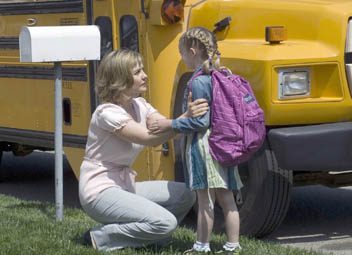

{"left": 150, "top": 0, "right": 185, "bottom": 26}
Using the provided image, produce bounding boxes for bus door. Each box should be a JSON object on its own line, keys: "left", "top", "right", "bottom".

{"left": 105, "top": 0, "right": 153, "bottom": 180}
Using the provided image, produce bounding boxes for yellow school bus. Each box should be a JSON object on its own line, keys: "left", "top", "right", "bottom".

{"left": 1, "top": 0, "right": 352, "bottom": 237}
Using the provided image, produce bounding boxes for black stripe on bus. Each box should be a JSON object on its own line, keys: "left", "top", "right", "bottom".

{"left": 0, "top": 65, "right": 87, "bottom": 81}
{"left": 0, "top": 0, "right": 83, "bottom": 15}
{"left": 0, "top": 127, "right": 87, "bottom": 149}
{"left": 0, "top": 37, "right": 19, "bottom": 49}
{"left": 345, "top": 52, "right": 352, "bottom": 64}
{"left": 86, "top": 0, "right": 93, "bottom": 25}
{"left": 86, "top": 0, "right": 98, "bottom": 113}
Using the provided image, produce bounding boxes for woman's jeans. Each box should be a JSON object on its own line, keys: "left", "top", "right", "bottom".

{"left": 81, "top": 181, "right": 196, "bottom": 251}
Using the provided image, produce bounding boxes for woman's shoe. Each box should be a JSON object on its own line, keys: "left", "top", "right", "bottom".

{"left": 83, "top": 230, "right": 92, "bottom": 246}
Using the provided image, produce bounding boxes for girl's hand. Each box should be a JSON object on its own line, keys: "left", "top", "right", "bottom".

{"left": 148, "top": 119, "right": 173, "bottom": 134}
{"left": 185, "top": 92, "right": 209, "bottom": 118}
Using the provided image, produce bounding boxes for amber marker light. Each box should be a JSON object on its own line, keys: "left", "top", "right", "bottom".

{"left": 161, "top": 0, "right": 186, "bottom": 24}
{"left": 265, "top": 26, "right": 287, "bottom": 44}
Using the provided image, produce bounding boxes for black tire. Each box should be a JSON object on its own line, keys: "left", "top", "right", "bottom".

{"left": 238, "top": 142, "right": 292, "bottom": 237}
{"left": 173, "top": 72, "right": 192, "bottom": 182}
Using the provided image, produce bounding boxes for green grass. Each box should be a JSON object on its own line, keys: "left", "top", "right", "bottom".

{"left": 0, "top": 194, "right": 325, "bottom": 255}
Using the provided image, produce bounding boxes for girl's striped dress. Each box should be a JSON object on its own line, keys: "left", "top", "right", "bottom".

{"left": 171, "top": 67, "right": 243, "bottom": 191}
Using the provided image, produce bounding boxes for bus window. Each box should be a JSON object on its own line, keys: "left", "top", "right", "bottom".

{"left": 119, "top": 15, "right": 139, "bottom": 52}
{"left": 95, "top": 16, "right": 113, "bottom": 58}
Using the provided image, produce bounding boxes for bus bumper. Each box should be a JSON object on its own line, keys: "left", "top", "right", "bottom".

{"left": 268, "top": 122, "right": 352, "bottom": 172}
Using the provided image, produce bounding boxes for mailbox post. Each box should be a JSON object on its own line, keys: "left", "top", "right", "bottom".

{"left": 19, "top": 26, "right": 100, "bottom": 221}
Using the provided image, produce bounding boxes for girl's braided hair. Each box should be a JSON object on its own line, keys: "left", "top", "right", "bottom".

{"left": 179, "top": 26, "right": 220, "bottom": 74}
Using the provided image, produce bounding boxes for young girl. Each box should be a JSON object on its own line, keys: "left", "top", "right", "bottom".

{"left": 149, "top": 27, "right": 243, "bottom": 254}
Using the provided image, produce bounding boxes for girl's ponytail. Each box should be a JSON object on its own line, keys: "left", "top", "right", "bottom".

{"left": 203, "top": 49, "right": 221, "bottom": 74}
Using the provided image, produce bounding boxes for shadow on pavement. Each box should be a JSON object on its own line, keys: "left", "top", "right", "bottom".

{"left": 0, "top": 151, "right": 81, "bottom": 209}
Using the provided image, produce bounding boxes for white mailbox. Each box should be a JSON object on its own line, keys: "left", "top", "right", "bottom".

{"left": 19, "top": 25, "right": 101, "bottom": 62}
{"left": 18, "top": 25, "right": 101, "bottom": 221}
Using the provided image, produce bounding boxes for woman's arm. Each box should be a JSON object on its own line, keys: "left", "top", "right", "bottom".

{"left": 116, "top": 119, "right": 175, "bottom": 147}
{"left": 146, "top": 112, "right": 166, "bottom": 130}
{"left": 114, "top": 92, "right": 209, "bottom": 145}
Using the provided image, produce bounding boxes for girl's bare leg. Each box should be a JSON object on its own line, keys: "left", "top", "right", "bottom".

{"left": 196, "top": 189, "right": 215, "bottom": 243}
{"left": 215, "top": 188, "right": 240, "bottom": 243}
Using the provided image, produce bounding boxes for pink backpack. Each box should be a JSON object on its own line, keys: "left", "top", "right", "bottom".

{"left": 189, "top": 68, "right": 266, "bottom": 166}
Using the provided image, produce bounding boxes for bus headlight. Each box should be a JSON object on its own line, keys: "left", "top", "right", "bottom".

{"left": 279, "top": 68, "right": 310, "bottom": 99}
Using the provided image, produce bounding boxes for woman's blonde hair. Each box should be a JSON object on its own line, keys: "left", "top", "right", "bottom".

{"left": 179, "top": 26, "right": 220, "bottom": 74}
{"left": 95, "top": 49, "right": 143, "bottom": 103}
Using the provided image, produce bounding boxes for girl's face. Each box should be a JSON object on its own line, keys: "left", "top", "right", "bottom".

{"left": 126, "top": 63, "right": 148, "bottom": 97}
{"left": 180, "top": 47, "right": 196, "bottom": 69}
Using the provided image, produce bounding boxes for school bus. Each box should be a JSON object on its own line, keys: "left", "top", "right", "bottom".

{"left": 1, "top": 0, "right": 352, "bottom": 237}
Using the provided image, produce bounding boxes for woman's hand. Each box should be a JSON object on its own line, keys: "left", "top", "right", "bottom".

{"left": 148, "top": 119, "right": 172, "bottom": 134}
{"left": 185, "top": 92, "right": 209, "bottom": 118}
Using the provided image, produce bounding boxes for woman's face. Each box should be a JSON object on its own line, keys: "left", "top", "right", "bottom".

{"left": 127, "top": 63, "right": 148, "bottom": 97}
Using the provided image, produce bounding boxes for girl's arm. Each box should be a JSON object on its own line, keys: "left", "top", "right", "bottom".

{"left": 149, "top": 76, "right": 211, "bottom": 134}
{"left": 146, "top": 92, "right": 208, "bottom": 126}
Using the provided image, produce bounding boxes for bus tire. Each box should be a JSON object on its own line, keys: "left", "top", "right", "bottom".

{"left": 238, "top": 141, "right": 293, "bottom": 237}
{"left": 173, "top": 73, "right": 192, "bottom": 182}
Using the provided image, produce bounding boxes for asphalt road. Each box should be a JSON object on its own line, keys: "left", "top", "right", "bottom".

{"left": 265, "top": 185, "right": 352, "bottom": 255}
{"left": 0, "top": 151, "right": 80, "bottom": 208}
{"left": 0, "top": 151, "right": 352, "bottom": 255}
